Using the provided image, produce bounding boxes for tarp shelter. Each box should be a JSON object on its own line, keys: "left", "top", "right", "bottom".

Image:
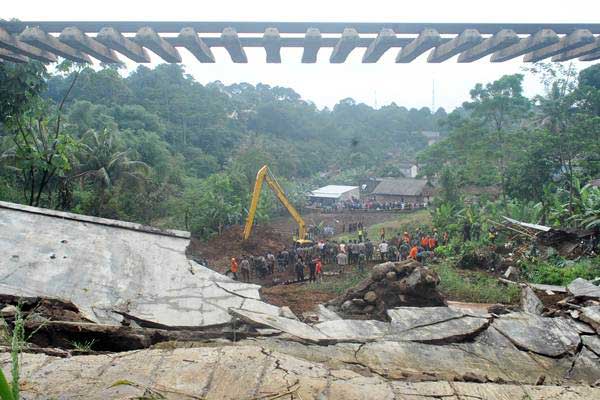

{"left": 309, "top": 185, "right": 359, "bottom": 206}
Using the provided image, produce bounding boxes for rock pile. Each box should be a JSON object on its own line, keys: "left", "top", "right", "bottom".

{"left": 532, "top": 278, "right": 600, "bottom": 333}
{"left": 328, "top": 260, "right": 445, "bottom": 320}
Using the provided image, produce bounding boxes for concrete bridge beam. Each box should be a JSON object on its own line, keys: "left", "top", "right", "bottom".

{"left": 177, "top": 27, "right": 215, "bottom": 63}
{"left": 96, "top": 27, "right": 151, "bottom": 63}
{"left": 457, "top": 29, "right": 519, "bottom": 63}
{"left": 19, "top": 27, "right": 91, "bottom": 63}
{"left": 395, "top": 29, "right": 440, "bottom": 63}
{"left": 221, "top": 27, "right": 247, "bottom": 63}
{"left": 330, "top": 28, "right": 359, "bottom": 63}
{"left": 428, "top": 29, "right": 482, "bottom": 63}
{"left": 491, "top": 29, "right": 559, "bottom": 62}
{"left": 301, "top": 28, "right": 321, "bottom": 63}
{"left": 135, "top": 27, "right": 181, "bottom": 63}
{"left": 59, "top": 27, "right": 121, "bottom": 64}
{"left": 362, "top": 28, "right": 396, "bottom": 63}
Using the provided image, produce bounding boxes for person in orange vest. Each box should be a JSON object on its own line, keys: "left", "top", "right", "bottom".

{"left": 428, "top": 236, "right": 437, "bottom": 251}
{"left": 421, "top": 235, "right": 429, "bottom": 251}
{"left": 409, "top": 245, "right": 418, "bottom": 260}
{"left": 230, "top": 257, "right": 239, "bottom": 280}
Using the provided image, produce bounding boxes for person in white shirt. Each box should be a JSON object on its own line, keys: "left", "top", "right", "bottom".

{"left": 378, "top": 241, "right": 388, "bottom": 262}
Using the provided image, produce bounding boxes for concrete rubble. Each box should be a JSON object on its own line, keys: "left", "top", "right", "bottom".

{"left": 1, "top": 201, "right": 600, "bottom": 398}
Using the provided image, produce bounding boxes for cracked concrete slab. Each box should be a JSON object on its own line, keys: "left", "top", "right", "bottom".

{"left": 493, "top": 312, "right": 580, "bottom": 357}
{"left": 579, "top": 306, "right": 600, "bottom": 333}
{"left": 229, "top": 308, "right": 330, "bottom": 343}
{"left": 387, "top": 307, "right": 490, "bottom": 343}
{"left": 567, "top": 278, "right": 600, "bottom": 300}
{"left": 582, "top": 334, "right": 600, "bottom": 355}
{"left": 0, "top": 201, "right": 276, "bottom": 328}
{"left": 315, "top": 319, "right": 390, "bottom": 341}
{"left": 3, "top": 346, "right": 599, "bottom": 399}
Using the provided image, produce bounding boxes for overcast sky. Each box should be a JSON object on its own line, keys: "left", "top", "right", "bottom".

{"left": 4, "top": 0, "right": 597, "bottom": 111}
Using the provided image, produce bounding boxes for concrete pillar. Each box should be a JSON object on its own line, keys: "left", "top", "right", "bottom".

{"left": 178, "top": 28, "right": 215, "bottom": 63}
{"left": 362, "top": 28, "right": 396, "bottom": 63}
{"left": 263, "top": 28, "right": 281, "bottom": 63}
{"left": 59, "top": 27, "right": 121, "bottom": 64}
{"left": 524, "top": 29, "right": 594, "bottom": 62}
{"left": 301, "top": 28, "right": 321, "bottom": 63}
{"left": 19, "top": 27, "right": 91, "bottom": 63}
{"left": 395, "top": 29, "right": 440, "bottom": 63}
{"left": 491, "top": 29, "right": 558, "bottom": 62}
{"left": 96, "top": 27, "right": 150, "bottom": 63}
{"left": 330, "top": 28, "right": 359, "bottom": 63}
{"left": 0, "top": 48, "right": 28, "bottom": 63}
{"left": 136, "top": 27, "right": 181, "bottom": 63}
{"left": 552, "top": 37, "right": 600, "bottom": 61}
{"left": 221, "top": 27, "right": 247, "bottom": 63}
{"left": 428, "top": 29, "right": 482, "bottom": 63}
{"left": 0, "top": 28, "right": 56, "bottom": 63}
{"left": 457, "top": 29, "right": 519, "bottom": 63}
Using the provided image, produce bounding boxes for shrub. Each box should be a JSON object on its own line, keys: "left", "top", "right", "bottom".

{"left": 521, "top": 258, "right": 600, "bottom": 286}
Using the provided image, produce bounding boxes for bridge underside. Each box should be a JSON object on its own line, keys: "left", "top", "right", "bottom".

{"left": 1, "top": 21, "right": 600, "bottom": 65}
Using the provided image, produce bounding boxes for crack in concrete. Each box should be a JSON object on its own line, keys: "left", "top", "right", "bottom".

{"left": 199, "top": 347, "right": 223, "bottom": 398}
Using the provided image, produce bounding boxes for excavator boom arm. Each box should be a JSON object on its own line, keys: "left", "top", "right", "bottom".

{"left": 242, "top": 165, "right": 307, "bottom": 241}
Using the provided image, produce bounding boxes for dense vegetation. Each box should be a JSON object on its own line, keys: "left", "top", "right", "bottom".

{"left": 421, "top": 64, "right": 600, "bottom": 286}
{"left": 0, "top": 62, "right": 444, "bottom": 236}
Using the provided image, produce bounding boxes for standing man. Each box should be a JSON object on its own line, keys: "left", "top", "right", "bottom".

{"left": 400, "top": 241, "right": 410, "bottom": 261}
{"left": 365, "top": 239, "right": 374, "bottom": 261}
{"left": 230, "top": 257, "right": 239, "bottom": 280}
{"left": 378, "top": 241, "right": 388, "bottom": 262}
{"left": 463, "top": 221, "right": 472, "bottom": 242}
{"left": 380, "top": 227, "right": 386, "bottom": 241}
{"left": 409, "top": 244, "right": 418, "bottom": 260}
{"left": 240, "top": 256, "right": 250, "bottom": 282}
{"left": 266, "top": 252, "right": 276, "bottom": 274}
{"left": 357, "top": 251, "right": 366, "bottom": 273}
{"left": 295, "top": 257, "right": 305, "bottom": 282}
{"left": 308, "top": 257, "right": 317, "bottom": 282}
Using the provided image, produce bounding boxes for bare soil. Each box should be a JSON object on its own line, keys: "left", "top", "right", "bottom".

{"left": 260, "top": 284, "right": 337, "bottom": 317}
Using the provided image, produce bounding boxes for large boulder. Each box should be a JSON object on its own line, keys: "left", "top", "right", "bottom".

{"left": 329, "top": 260, "right": 445, "bottom": 321}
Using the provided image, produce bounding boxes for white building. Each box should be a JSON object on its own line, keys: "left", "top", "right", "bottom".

{"left": 308, "top": 185, "right": 360, "bottom": 206}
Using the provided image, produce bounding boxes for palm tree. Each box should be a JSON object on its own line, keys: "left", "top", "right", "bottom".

{"left": 74, "top": 129, "right": 149, "bottom": 216}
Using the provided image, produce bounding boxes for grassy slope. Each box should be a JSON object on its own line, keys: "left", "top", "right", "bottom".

{"left": 334, "top": 209, "right": 432, "bottom": 242}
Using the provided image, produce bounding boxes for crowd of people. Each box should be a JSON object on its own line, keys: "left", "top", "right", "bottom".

{"left": 229, "top": 226, "right": 449, "bottom": 284}
{"left": 311, "top": 199, "right": 429, "bottom": 212}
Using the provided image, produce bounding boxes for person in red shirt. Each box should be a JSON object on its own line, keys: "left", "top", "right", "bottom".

{"left": 315, "top": 258, "right": 323, "bottom": 282}
{"left": 230, "top": 257, "right": 238, "bottom": 280}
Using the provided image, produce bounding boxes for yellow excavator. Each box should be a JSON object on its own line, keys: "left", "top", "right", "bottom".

{"left": 243, "top": 165, "right": 312, "bottom": 246}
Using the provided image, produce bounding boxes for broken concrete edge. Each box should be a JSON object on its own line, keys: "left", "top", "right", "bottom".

{"left": 0, "top": 200, "right": 190, "bottom": 239}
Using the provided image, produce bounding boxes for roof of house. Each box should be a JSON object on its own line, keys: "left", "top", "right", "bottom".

{"left": 309, "top": 185, "right": 359, "bottom": 199}
{"left": 421, "top": 131, "right": 441, "bottom": 138}
{"left": 371, "top": 178, "right": 430, "bottom": 196}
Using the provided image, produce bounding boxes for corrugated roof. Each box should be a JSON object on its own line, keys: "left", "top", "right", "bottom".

{"left": 310, "top": 185, "right": 358, "bottom": 198}
{"left": 371, "top": 178, "right": 429, "bottom": 196}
